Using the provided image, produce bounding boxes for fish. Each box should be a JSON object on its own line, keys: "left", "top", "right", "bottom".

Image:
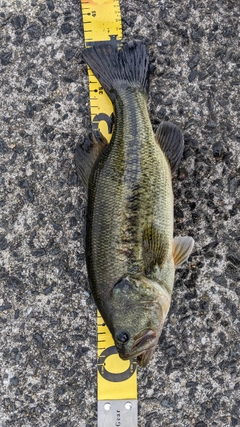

{"left": 75, "top": 40, "right": 194, "bottom": 367}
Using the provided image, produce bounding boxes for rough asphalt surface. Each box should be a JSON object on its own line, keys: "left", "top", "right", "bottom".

{"left": 0, "top": 0, "right": 239, "bottom": 426}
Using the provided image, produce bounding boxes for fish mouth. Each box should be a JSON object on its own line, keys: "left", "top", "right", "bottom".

{"left": 135, "top": 347, "right": 155, "bottom": 367}
{"left": 120, "top": 329, "right": 157, "bottom": 367}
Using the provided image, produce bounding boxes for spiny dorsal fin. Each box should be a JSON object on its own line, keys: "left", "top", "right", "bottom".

{"left": 155, "top": 121, "right": 184, "bottom": 172}
{"left": 74, "top": 130, "right": 108, "bottom": 189}
{"left": 172, "top": 236, "right": 194, "bottom": 268}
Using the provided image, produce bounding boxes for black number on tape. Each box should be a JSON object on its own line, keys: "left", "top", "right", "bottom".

{"left": 98, "top": 346, "right": 137, "bottom": 382}
{"left": 92, "top": 113, "right": 115, "bottom": 134}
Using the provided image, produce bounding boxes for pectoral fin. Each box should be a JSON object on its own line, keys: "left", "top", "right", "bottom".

{"left": 172, "top": 236, "right": 194, "bottom": 267}
{"left": 74, "top": 130, "right": 108, "bottom": 188}
{"left": 155, "top": 121, "right": 184, "bottom": 172}
{"left": 143, "top": 225, "right": 169, "bottom": 269}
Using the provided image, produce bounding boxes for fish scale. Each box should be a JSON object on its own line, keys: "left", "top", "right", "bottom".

{"left": 87, "top": 92, "right": 172, "bottom": 287}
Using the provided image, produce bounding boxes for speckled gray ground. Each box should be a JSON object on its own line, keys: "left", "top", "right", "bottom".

{"left": 0, "top": 0, "right": 239, "bottom": 426}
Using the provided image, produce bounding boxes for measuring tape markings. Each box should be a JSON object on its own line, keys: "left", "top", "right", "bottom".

{"left": 97, "top": 311, "right": 137, "bottom": 399}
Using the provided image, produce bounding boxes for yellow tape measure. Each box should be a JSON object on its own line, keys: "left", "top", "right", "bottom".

{"left": 97, "top": 311, "right": 137, "bottom": 399}
{"left": 80, "top": 1, "right": 137, "bottom": 425}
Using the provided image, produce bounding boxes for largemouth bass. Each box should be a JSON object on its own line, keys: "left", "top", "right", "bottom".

{"left": 75, "top": 41, "right": 194, "bottom": 367}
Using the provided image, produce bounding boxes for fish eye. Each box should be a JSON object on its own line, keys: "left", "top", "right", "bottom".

{"left": 115, "top": 331, "right": 130, "bottom": 343}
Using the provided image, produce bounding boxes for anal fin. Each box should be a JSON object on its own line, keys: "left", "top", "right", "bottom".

{"left": 155, "top": 121, "right": 184, "bottom": 172}
{"left": 74, "top": 130, "right": 108, "bottom": 189}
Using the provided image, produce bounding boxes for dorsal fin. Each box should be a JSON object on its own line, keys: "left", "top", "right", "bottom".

{"left": 74, "top": 130, "right": 108, "bottom": 189}
{"left": 172, "top": 236, "right": 194, "bottom": 267}
{"left": 155, "top": 121, "right": 184, "bottom": 172}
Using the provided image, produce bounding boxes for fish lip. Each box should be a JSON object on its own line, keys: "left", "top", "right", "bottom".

{"left": 120, "top": 347, "right": 155, "bottom": 367}
{"left": 136, "top": 347, "right": 155, "bottom": 367}
{"left": 119, "top": 329, "right": 157, "bottom": 366}
{"left": 132, "top": 329, "right": 156, "bottom": 350}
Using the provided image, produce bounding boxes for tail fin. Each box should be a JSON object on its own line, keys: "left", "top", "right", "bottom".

{"left": 82, "top": 41, "right": 149, "bottom": 100}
